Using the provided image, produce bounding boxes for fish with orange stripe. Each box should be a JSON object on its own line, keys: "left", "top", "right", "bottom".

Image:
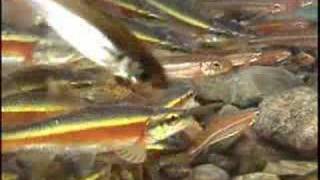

{"left": 2, "top": 104, "right": 196, "bottom": 164}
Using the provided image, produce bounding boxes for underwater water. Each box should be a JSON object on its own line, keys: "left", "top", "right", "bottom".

{"left": 1, "top": 0, "right": 318, "bottom": 179}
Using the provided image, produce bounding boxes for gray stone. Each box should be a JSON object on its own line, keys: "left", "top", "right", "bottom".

{"left": 230, "top": 130, "right": 295, "bottom": 174}
{"left": 192, "top": 164, "right": 229, "bottom": 180}
{"left": 253, "top": 86, "right": 318, "bottom": 156}
{"left": 218, "top": 104, "right": 240, "bottom": 116}
{"left": 194, "top": 66, "right": 302, "bottom": 108}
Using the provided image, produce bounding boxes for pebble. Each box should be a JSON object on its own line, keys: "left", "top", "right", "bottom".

{"left": 193, "top": 152, "right": 238, "bottom": 173}
{"left": 192, "top": 164, "right": 230, "bottom": 180}
{"left": 263, "top": 160, "right": 318, "bottom": 176}
{"left": 232, "top": 172, "right": 280, "bottom": 180}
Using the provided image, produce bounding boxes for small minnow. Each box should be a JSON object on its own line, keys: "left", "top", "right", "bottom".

{"left": 161, "top": 53, "right": 233, "bottom": 79}
{"left": 249, "top": 19, "right": 313, "bottom": 36}
{"left": 144, "top": 0, "right": 230, "bottom": 34}
{"left": 2, "top": 105, "right": 190, "bottom": 163}
{"left": 199, "top": 0, "right": 287, "bottom": 14}
{"left": 224, "top": 50, "right": 292, "bottom": 66}
{"left": 2, "top": 65, "right": 101, "bottom": 98}
{"left": 2, "top": 91, "right": 84, "bottom": 129}
{"left": 122, "top": 19, "right": 190, "bottom": 52}
{"left": 98, "top": 0, "right": 164, "bottom": 20}
{"left": 29, "top": 0, "right": 168, "bottom": 88}
{"left": 188, "top": 110, "right": 257, "bottom": 157}
{"left": 249, "top": 34, "right": 318, "bottom": 49}
{"left": 2, "top": 28, "right": 86, "bottom": 66}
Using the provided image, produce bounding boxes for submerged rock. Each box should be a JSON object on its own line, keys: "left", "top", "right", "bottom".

{"left": 194, "top": 66, "right": 302, "bottom": 108}
{"left": 230, "top": 129, "right": 297, "bottom": 174}
{"left": 218, "top": 104, "right": 240, "bottom": 116}
{"left": 263, "top": 160, "right": 318, "bottom": 176}
{"left": 232, "top": 173, "right": 280, "bottom": 180}
{"left": 192, "top": 164, "right": 230, "bottom": 180}
{"left": 193, "top": 152, "right": 238, "bottom": 173}
{"left": 253, "top": 86, "right": 318, "bottom": 157}
{"left": 160, "top": 164, "right": 191, "bottom": 179}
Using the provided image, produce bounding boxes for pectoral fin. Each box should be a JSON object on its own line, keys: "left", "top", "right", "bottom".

{"left": 68, "top": 151, "right": 97, "bottom": 177}
{"left": 114, "top": 144, "right": 146, "bottom": 164}
{"left": 16, "top": 150, "right": 57, "bottom": 180}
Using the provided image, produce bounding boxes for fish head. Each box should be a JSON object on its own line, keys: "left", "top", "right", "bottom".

{"left": 199, "top": 59, "right": 232, "bottom": 76}
{"left": 260, "top": 50, "right": 291, "bottom": 65}
{"left": 147, "top": 114, "right": 197, "bottom": 144}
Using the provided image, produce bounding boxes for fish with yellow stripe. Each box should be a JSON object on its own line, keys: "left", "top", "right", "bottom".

{"left": 144, "top": 0, "right": 239, "bottom": 36}
{"left": 2, "top": 104, "right": 195, "bottom": 164}
{"left": 2, "top": 91, "right": 85, "bottom": 129}
{"left": 94, "top": 0, "right": 164, "bottom": 20}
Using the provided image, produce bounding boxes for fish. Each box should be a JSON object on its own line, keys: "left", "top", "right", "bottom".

{"left": 2, "top": 105, "right": 189, "bottom": 163}
{"left": 162, "top": 53, "right": 233, "bottom": 79}
{"left": 2, "top": 91, "right": 84, "bottom": 129}
{"left": 223, "top": 50, "right": 292, "bottom": 66}
{"left": 144, "top": 0, "right": 233, "bottom": 35}
{"left": 249, "top": 19, "right": 313, "bottom": 36}
{"left": 28, "top": 0, "right": 168, "bottom": 88}
{"left": 200, "top": 0, "right": 317, "bottom": 17}
{"left": 292, "top": 51, "right": 316, "bottom": 65}
{"left": 2, "top": 27, "right": 85, "bottom": 66}
{"left": 97, "top": 0, "right": 164, "bottom": 20}
{"left": 163, "top": 90, "right": 194, "bottom": 109}
{"left": 199, "top": 0, "right": 289, "bottom": 15}
{"left": 249, "top": 34, "right": 318, "bottom": 49}
{"left": 2, "top": 37, "right": 37, "bottom": 64}
{"left": 122, "top": 19, "right": 190, "bottom": 52}
{"left": 195, "top": 33, "right": 245, "bottom": 51}
{"left": 2, "top": 65, "right": 103, "bottom": 98}
{"left": 188, "top": 110, "right": 257, "bottom": 157}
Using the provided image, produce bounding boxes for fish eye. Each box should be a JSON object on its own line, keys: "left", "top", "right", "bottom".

{"left": 271, "top": 3, "right": 283, "bottom": 13}
{"left": 211, "top": 61, "right": 222, "bottom": 70}
{"left": 168, "top": 113, "right": 179, "bottom": 120}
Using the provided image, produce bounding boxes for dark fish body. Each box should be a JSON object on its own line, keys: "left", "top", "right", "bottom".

{"left": 29, "top": 0, "right": 168, "bottom": 87}
{"left": 2, "top": 65, "right": 95, "bottom": 98}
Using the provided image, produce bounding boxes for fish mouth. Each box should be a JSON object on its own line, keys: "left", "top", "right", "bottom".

{"left": 146, "top": 115, "right": 196, "bottom": 144}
